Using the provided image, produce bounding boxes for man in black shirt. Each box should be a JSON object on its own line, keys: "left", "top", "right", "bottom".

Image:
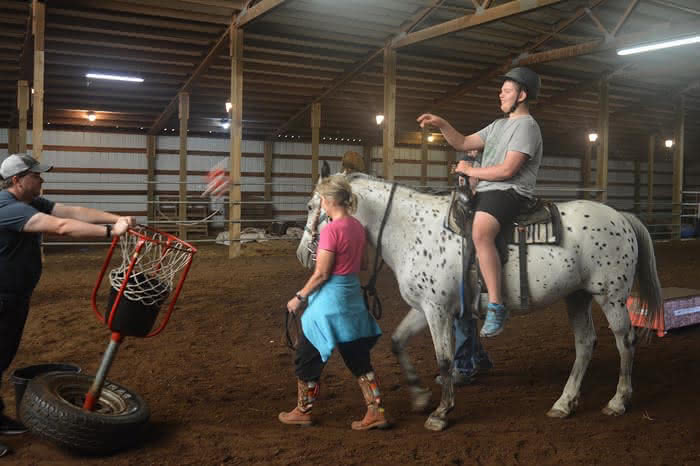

{"left": 0, "top": 153, "right": 133, "bottom": 445}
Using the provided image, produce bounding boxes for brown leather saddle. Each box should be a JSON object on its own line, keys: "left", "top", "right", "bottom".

{"left": 445, "top": 187, "right": 563, "bottom": 310}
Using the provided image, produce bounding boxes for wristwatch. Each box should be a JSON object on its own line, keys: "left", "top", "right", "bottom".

{"left": 105, "top": 224, "right": 112, "bottom": 238}
{"left": 295, "top": 292, "right": 307, "bottom": 303}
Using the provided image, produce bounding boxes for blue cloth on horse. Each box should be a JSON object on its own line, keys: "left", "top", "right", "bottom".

{"left": 300, "top": 274, "right": 382, "bottom": 362}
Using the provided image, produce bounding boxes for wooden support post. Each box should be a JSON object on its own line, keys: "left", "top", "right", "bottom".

{"left": 311, "top": 102, "right": 321, "bottom": 184}
{"left": 672, "top": 96, "right": 685, "bottom": 240}
{"left": 633, "top": 159, "right": 641, "bottom": 215}
{"left": 178, "top": 92, "right": 189, "bottom": 240}
{"left": 228, "top": 27, "right": 243, "bottom": 258}
{"left": 8, "top": 129, "right": 18, "bottom": 154}
{"left": 582, "top": 143, "right": 592, "bottom": 200}
{"left": 146, "top": 135, "right": 156, "bottom": 223}
{"left": 446, "top": 148, "right": 456, "bottom": 186}
{"left": 383, "top": 46, "right": 396, "bottom": 180}
{"left": 17, "top": 80, "right": 29, "bottom": 153}
{"left": 596, "top": 79, "right": 609, "bottom": 203}
{"left": 264, "top": 139, "right": 273, "bottom": 219}
{"left": 647, "top": 135, "right": 655, "bottom": 224}
{"left": 31, "top": 0, "right": 45, "bottom": 160}
{"left": 363, "top": 144, "right": 372, "bottom": 175}
{"left": 420, "top": 128, "right": 428, "bottom": 186}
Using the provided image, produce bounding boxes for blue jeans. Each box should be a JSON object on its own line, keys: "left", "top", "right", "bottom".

{"left": 454, "top": 316, "right": 492, "bottom": 376}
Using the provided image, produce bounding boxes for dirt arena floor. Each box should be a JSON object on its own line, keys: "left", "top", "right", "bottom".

{"left": 2, "top": 238, "right": 700, "bottom": 465}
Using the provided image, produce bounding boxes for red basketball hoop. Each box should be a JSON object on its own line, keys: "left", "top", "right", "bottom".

{"left": 91, "top": 225, "right": 197, "bottom": 337}
{"left": 84, "top": 226, "right": 197, "bottom": 411}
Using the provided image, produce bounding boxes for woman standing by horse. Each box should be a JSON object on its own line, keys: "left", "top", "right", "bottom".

{"left": 279, "top": 175, "right": 389, "bottom": 430}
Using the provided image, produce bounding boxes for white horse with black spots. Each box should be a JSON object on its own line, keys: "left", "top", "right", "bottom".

{"left": 297, "top": 170, "right": 663, "bottom": 431}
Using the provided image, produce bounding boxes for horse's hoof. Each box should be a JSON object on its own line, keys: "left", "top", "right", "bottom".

{"left": 411, "top": 388, "right": 432, "bottom": 413}
{"left": 546, "top": 408, "right": 570, "bottom": 418}
{"left": 424, "top": 415, "right": 448, "bottom": 431}
{"left": 602, "top": 405, "right": 625, "bottom": 416}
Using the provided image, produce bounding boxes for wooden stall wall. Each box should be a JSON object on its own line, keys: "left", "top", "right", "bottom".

{"left": 0, "top": 128, "right": 683, "bottom": 240}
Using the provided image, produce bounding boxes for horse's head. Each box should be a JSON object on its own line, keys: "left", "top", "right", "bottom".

{"left": 296, "top": 161, "right": 334, "bottom": 268}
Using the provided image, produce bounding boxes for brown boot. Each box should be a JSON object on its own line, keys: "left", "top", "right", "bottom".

{"left": 278, "top": 379, "right": 318, "bottom": 426}
{"left": 351, "top": 372, "right": 390, "bottom": 430}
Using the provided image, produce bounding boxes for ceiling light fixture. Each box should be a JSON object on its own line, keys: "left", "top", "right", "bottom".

{"left": 617, "top": 35, "right": 700, "bottom": 56}
{"left": 427, "top": 135, "right": 434, "bottom": 142}
{"left": 665, "top": 139, "right": 674, "bottom": 148}
{"left": 87, "top": 111, "right": 96, "bottom": 122}
{"left": 375, "top": 114, "right": 384, "bottom": 125}
{"left": 86, "top": 73, "right": 144, "bottom": 82}
{"left": 225, "top": 102, "right": 232, "bottom": 113}
{"left": 588, "top": 132, "right": 598, "bottom": 143}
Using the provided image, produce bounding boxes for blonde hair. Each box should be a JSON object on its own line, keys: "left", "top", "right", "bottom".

{"left": 341, "top": 151, "right": 365, "bottom": 173}
{"left": 316, "top": 175, "right": 357, "bottom": 214}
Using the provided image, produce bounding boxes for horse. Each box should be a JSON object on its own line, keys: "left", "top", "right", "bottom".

{"left": 296, "top": 169, "right": 663, "bottom": 431}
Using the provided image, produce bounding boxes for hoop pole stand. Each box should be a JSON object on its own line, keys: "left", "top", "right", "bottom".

{"left": 83, "top": 332, "right": 124, "bottom": 411}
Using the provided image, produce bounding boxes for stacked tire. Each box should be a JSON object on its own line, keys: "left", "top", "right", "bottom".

{"left": 20, "top": 372, "right": 149, "bottom": 455}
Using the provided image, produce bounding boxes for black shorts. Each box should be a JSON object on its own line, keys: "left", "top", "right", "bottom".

{"left": 473, "top": 189, "right": 529, "bottom": 228}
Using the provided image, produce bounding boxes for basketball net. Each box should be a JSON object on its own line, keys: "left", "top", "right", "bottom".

{"left": 109, "top": 226, "right": 196, "bottom": 306}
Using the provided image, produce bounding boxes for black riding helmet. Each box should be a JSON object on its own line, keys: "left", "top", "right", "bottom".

{"left": 503, "top": 66, "right": 541, "bottom": 101}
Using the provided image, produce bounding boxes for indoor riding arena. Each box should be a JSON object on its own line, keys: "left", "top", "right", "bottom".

{"left": 1, "top": 0, "right": 700, "bottom": 464}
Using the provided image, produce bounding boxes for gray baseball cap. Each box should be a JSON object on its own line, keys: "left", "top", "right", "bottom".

{"left": 0, "top": 153, "right": 53, "bottom": 180}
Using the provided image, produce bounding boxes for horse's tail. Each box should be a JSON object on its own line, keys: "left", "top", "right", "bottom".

{"left": 620, "top": 212, "right": 663, "bottom": 338}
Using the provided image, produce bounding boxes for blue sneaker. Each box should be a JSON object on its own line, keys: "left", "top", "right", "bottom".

{"left": 480, "top": 303, "right": 509, "bottom": 337}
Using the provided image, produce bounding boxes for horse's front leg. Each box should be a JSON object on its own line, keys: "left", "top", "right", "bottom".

{"left": 391, "top": 308, "right": 431, "bottom": 412}
{"left": 423, "top": 305, "right": 455, "bottom": 431}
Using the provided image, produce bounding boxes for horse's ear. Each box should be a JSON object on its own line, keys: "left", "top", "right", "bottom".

{"left": 321, "top": 160, "right": 331, "bottom": 178}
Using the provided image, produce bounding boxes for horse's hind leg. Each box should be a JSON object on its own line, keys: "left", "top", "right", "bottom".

{"left": 595, "top": 293, "right": 636, "bottom": 416}
{"left": 391, "top": 308, "right": 431, "bottom": 413}
{"left": 422, "top": 306, "right": 455, "bottom": 431}
{"left": 548, "top": 290, "right": 595, "bottom": 418}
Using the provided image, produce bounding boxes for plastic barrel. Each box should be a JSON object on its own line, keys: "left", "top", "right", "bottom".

{"left": 11, "top": 363, "right": 81, "bottom": 418}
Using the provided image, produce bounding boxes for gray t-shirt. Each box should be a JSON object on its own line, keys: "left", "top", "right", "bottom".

{"left": 474, "top": 115, "right": 542, "bottom": 198}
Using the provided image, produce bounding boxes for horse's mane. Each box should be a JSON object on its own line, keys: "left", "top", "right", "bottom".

{"left": 346, "top": 172, "right": 453, "bottom": 196}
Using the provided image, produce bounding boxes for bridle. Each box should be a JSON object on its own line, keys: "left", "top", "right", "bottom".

{"left": 303, "top": 200, "right": 329, "bottom": 265}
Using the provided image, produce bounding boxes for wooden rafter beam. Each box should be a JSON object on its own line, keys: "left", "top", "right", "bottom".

{"left": 648, "top": 0, "right": 700, "bottom": 16}
{"left": 514, "top": 19, "right": 700, "bottom": 67}
{"left": 429, "top": 0, "right": 610, "bottom": 109}
{"left": 392, "top": 0, "right": 563, "bottom": 49}
{"left": 585, "top": 8, "right": 610, "bottom": 36}
{"left": 148, "top": 0, "right": 288, "bottom": 134}
{"left": 268, "top": 0, "right": 445, "bottom": 136}
{"left": 611, "top": 0, "right": 640, "bottom": 37}
{"left": 148, "top": 26, "right": 230, "bottom": 134}
{"left": 236, "top": 0, "right": 286, "bottom": 27}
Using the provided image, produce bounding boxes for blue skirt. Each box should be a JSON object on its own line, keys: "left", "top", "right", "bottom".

{"left": 300, "top": 274, "right": 382, "bottom": 362}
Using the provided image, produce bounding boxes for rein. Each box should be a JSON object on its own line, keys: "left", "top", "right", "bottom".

{"left": 284, "top": 308, "right": 301, "bottom": 351}
{"left": 362, "top": 182, "right": 398, "bottom": 321}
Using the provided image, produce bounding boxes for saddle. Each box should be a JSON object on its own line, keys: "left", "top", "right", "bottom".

{"left": 445, "top": 186, "right": 563, "bottom": 313}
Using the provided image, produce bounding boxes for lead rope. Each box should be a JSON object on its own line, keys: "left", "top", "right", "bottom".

{"left": 362, "top": 182, "right": 398, "bottom": 320}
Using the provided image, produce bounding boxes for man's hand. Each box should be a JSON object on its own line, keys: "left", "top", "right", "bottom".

{"left": 118, "top": 216, "right": 136, "bottom": 227}
{"left": 112, "top": 217, "right": 131, "bottom": 237}
{"left": 456, "top": 160, "right": 473, "bottom": 176}
{"left": 417, "top": 113, "right": 445, "bottom": 129}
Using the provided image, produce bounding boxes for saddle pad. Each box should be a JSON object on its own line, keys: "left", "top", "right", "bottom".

{"left": 444, "top": 191, "right": 562, "bottom": 246}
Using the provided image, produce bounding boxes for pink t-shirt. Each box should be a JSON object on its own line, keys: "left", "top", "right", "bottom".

{"left": 317, "top": 216, "right": 366, "bottom": 275}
